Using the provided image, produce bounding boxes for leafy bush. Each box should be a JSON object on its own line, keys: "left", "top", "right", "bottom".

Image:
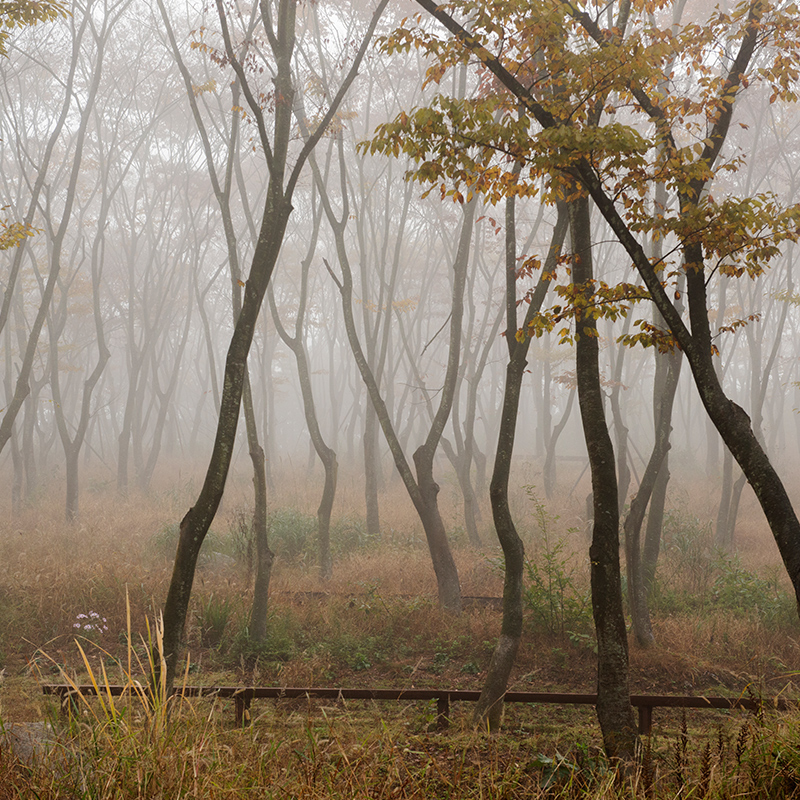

{"left": 269, "top": 508, "right": 317, "bottom": 564}
{"left": 194, "top": 593, "right": 234, "bottom": 649}
{"left": 525, "top": 544, "right": 592, "bottom": 638}
{"left": 648, "top": 509, "right": 796, "bottom": 627}
{"left": 324, "top": 631, "right": 386, "bottom": 672}
{"left": 331, "top": 514, "right": 379, "bottom": 556}
{"left": 649, "top": 509, "right": 715, "bottom": 614}
{"left": 711, "top": 553, "right": 795, "bottom": 626}
{"left": 523, "top": 488, "right": 592, "bottom": 638}
{"left": 231, "top": 608, "right": 297, "bottom": 664}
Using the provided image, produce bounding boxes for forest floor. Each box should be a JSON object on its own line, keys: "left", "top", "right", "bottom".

{"left": 1, "top": 464, "right": 799, "bottom": 796}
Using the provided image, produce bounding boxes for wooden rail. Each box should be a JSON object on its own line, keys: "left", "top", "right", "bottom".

{"left": 42, "top": 684, "right": 786, "bottom": 735}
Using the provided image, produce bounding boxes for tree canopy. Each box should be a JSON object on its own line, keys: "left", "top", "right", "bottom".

{"left": 0, "top": 0, "right": 66, "bottom": 56}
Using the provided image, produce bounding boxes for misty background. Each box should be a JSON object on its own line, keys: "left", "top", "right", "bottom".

{"left": 1, "top": 0, "right": 799, "bottom": 549}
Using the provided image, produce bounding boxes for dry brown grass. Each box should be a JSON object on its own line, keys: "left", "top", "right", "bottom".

{"left": 1, "top": 461, "right": 800, "bottom": 797}
{"left": 1, "top": 461, "right": 797, "bottom": 685}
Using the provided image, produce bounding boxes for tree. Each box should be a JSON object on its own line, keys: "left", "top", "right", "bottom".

{"left": 267, "top": 182, "right": 338, "bottom": 580}
{"left": 318, "top": 135, "right": 472, "bottom": 611}
{"left": 158, "top": 0, "right": 389, "bottom": 691}
{"left": 570, "top": 191, "right": 638, "bottom": 760}
{"left": 367, "top": 0, "right": 800, "bottom": 758}
{"left": 474, "top": 197, "right": 568, "bottom": 731}
{"left": 158, "top": 0, "right": 274, "bottom": 634}
{"left": 0, "top": 0, "right": 66, "bottom": 251}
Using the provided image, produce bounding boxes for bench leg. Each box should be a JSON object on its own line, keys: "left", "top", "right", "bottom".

{"left": 638, "top": 706, "right": 652, "bottom": 736}
{"left": 436, "top": 696, "right": 450, "bottom": 730}
{"left": 235, "top": 696, "right": 251, "bottom": 726}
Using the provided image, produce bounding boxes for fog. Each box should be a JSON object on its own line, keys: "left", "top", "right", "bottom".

{"left": 2, "top": 0, "right": 800, "bottom": 552}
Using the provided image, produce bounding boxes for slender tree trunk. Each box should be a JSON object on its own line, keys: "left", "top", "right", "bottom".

{"left": 247, "top": 372, "right": 273, "bottom": 641}
{"left": 317, "top": 141, "right": 468, "bottom": 612}
{"left": 609, "top": 337, "right": 631, "bottom": 515}
{"left": 159, "top": 0, "right": 277, "bottom": 636}
{"left": 268, "top": 253, "right": 339, "bottom": 580}
{"left": 570, "top": 196, "right": 637, "bottom": 761}
{"left": 364, "top": 404, "right": 381, "bottom": 539}
{"left": 543, "top": 386, "right": 576, "bottom": 499}
{"left": 10, "top": 426, "right": 22, "bottom": 513}
{"left": 642, "top": 456, "right": 669, "bottom": 593}
{"left": 474, "top": 201, "right": 568, "bottom": 731}
{"left": 625, "top": 343, "right": 681, "bottom": 647}
{"left": 716, "top": 447, "right": 734, "bottom": 546}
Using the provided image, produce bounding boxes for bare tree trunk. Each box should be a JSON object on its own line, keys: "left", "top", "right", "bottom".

{"left": 364, "top": 404, "right": 381, "bottom": 539}
{"left": 318, "top": 138, "right": 468, "bottom": 612}
{"left": 625, "top": 343, "right": 681, "bottom": 647}
{"left": 570, "top": 196, "right": 638, "bottom": 761}
{"left": 267, "top": 192, "right": 338, "bottom": 580}
{"left": 609, "top": 331, "right": 632, "bottom": 515}
{"left": 246, "top": 369, "right": 273, "bottom": 641}
{"left": 474, "top": 200, "right": 568, "bottom": 731}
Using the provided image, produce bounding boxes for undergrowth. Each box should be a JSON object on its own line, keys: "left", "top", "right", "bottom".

{"left": 3, "top": 648, "right": 800, "bottom": 800}
{"left": 2, "top": 473, "right": 800, "bottom": 798}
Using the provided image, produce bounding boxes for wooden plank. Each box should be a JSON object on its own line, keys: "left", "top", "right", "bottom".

{"left": 42, "top": 684, "right": 784, "bottom": 734}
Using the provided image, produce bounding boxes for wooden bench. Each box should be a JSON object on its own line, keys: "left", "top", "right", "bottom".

{"left": 42, "top": 684, "right": 785, "bottom": 734}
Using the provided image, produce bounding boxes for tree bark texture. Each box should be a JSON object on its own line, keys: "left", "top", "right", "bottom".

{"left": 570, "top": 196, "right": 638, "bottom": 761}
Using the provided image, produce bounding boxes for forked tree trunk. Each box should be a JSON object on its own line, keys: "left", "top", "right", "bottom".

{"left": 268, "top": 268, "right": 338, "bottom": 580}
{"left": 158, "top": 0, "right": 388, "bottom": 690}
{"left": 318, "top": 147, "right": 471, "bottom": 612}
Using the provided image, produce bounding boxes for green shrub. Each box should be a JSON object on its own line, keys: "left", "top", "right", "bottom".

{"left": 324, "top": 631, "right": 385, "bottom": 671}
{"left": 648, "top": 508, "right": 715, "bottom": 614}
{"left": 194, "top": 593, "right": 234, "bottom": 649}
{"left": 711, "top": 553, "right": 796, "bottom": 626}
{"left": 269, "top": 508, "right": 317, "bottom": 564}
{"left": 523, "top": 488, "right": 592, "bottom": 639}
{"left": 331, "top": 514, "right": 379, "bottom": 556}
{"left": 230, "top": 607, "right": 298, "bottom": 664}
{"left": 648, "top": 508, "right": 796, "bottom": 627}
